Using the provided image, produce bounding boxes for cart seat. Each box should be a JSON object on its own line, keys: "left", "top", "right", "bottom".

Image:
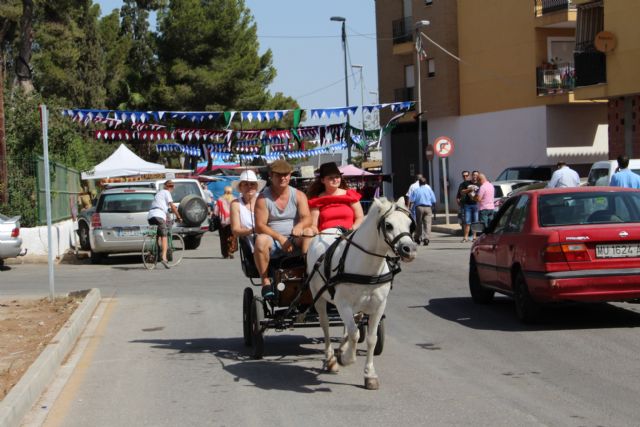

{"left": 239, "top": 237, "right": 306, "bottom": 279}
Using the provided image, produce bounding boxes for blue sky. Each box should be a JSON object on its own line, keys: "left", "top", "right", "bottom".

{"left": 96, "top": 0, "right": 379, "bottom": 124}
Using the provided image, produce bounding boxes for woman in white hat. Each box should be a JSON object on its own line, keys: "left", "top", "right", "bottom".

{"left": 230, "top": 170, "right": 266, "bottom": 253}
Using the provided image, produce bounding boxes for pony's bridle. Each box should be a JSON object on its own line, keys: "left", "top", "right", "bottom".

{"left": 376, "top": 204, "right": 416, "bottom": 258}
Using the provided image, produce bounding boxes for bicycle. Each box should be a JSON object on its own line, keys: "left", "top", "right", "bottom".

{"left": 141, "top": 219, "right": 185, "bottom": 270}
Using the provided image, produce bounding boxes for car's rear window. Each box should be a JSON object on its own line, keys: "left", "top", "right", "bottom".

{"left": 538, "top": 192, "right": 640, "bottom": 226}
{"left": 98, "top": 193, "right": 155, "bottom": 213}
{"left": 172, "top": 182, "right": 201, "bottom": 202}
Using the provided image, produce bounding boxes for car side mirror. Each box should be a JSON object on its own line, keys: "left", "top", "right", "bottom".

{"left": 470, "top": 222, "right": 486, "bottom": 234}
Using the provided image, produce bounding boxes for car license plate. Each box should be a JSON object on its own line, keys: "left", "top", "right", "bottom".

{"left": 595, "top": 244, "right": 640, "bottom": 258}
{"left": 116, "top": 227, "right": 141, "bottom": 237}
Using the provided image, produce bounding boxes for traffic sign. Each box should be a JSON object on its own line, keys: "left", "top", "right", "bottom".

{"left": 434, "top": 136, "right": 454, "bottom": 158}
{"left": 425, "top": 144, "right": 434, "bottom": 161}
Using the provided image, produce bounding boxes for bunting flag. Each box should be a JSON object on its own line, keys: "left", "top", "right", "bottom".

{"left": 240, "top": 110, "right": 289, "bottom": 122}
{"left": 389, "top": 101, "right": 414, "bottom": 112}
{"left": 309, "top": 106, "right": 358, "bottom": 120}
{"left": 156, "top": 144, "right": 202, "bottom": 156}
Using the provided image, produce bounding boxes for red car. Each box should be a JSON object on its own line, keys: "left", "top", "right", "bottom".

{"left": 469, "top": 187, "right": 640, "bottom": 322}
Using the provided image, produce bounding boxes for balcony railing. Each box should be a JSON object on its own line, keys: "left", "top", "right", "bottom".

{"left": 394, "top": 87, "right": 414, "bottom": 102}
{"left": 536, "top": 63, "right": 575, "bottom": 95}
{"left": 534, "top": 0, "right": 575, "bottom": 17}
{"left": 392, "top": 17, "right": 413, "bottom": 44}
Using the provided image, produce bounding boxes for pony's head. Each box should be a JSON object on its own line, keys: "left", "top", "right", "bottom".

{"left": 370, "top": 197, "right": 417, "bottom": 262}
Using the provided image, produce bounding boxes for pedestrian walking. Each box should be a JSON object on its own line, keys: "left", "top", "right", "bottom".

{"left": 474, "top": 173, "right": 495, "bottom": 228}
{"left": 215, "top": 186, "right": 237, "bottom": 259}
{"left": 610, "top": 155, "right": 640, "bottom": 189}
{"left": 409, "top": 178, "right": 436, "bottom": 246}
{"left": 546, "top": 161, "right": 580, "bottom": 188}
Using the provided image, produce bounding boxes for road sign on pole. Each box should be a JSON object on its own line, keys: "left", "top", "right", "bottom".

{"left": 425, "top": 144, "right": 434, "bottom": 161}
{"left": 434, "top": 136, "right": 454, "bottom": 158}
{"left": 434, "top": 136, "right": 454, "bottom": 224}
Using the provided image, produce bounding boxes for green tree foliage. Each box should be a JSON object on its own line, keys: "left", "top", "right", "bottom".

{"left": 153, "top": 0, "right": 296, "bottom": 111}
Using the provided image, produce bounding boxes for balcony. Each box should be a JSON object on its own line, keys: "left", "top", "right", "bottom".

{"left": 394, "top": 87, "right": 414, "bottom": 102}
{"left": 536, "top": 63, "right": 575, "bottom": 96}
{"left": 392, "top": 17, "right": 412, "bottom": 45}
{"left": 534, "top": 0, "right": 575, "bottom": 17}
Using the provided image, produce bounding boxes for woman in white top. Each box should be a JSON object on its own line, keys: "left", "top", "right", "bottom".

{"left": 230, "top": 170, "right": 266, "bottom": 253}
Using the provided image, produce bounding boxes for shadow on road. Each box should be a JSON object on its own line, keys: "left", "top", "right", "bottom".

{"left": 419, "top": 297, "right": 640, "bottom": 331}
{"left": 131, "top": 336, "right": 349, "bottom": 393}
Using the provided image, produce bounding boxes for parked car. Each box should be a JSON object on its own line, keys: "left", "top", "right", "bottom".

{"left": 492, "top": 180, "right": 540, "bottom": 210}
{"left": 469, "top": 187, "right": 640, "bottom": 323}
{"left": 0, "top": 214, "right": 27, "bottom": 266}
{"left": 587, "top": 159, "right": 640, "bottom": 186}
{"left": 88, "top": 188, "right": 158, "bottom": 263}
{"left": 79, "top": 178, "right": 209, "bottom": 251}
{"left": 495, "top": 166, "right": 554, "bottom": 182}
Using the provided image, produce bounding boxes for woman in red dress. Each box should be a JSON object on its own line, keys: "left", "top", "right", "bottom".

{"left": 307, "top": 162, "right": 364, "bottom": 233}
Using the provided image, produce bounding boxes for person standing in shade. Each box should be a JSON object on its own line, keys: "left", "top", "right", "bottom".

{"left": 409, "top": 178, "right": 436, "bottom": 246}
{"left": 201, "top": 182, "right": 214, "bottom": 211}
{"left": 546, "top": 161, "right": 580, "bottom": 188}
{"left": 456, "top": 170, "right": 471, "bottom": 230}
{"left": 459, "top": 170, "right": 480, "bottom": 242}
{"left": 474, "top": 173, "right": 495, "bottom": 228}
{"left": 610, "top": 155, "right": 640, "bottom": 189}
{"left": 215, "top": 186, "right": 237, "bottom": 259}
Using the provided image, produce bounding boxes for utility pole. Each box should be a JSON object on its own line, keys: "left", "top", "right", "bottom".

{"left": 0, "top": 53, "right": 7, "bottom": 205}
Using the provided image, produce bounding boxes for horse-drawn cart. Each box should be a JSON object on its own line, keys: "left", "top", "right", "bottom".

{"left": 239, "top": 239, "right": 384, "bottom": 359}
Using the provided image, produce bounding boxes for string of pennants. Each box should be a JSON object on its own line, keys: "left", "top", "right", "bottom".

{"left": 155, "top": 142, "right": 348, "bottom": 162}
{"left": 61, "top": 101, "right": 414, "bottom": 125}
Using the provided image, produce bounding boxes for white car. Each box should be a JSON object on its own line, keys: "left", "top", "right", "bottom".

{"left": 492, "top": 180, "right": 540, "bottom": 210}
{"left": 0, "top": 214, "right": 26, "bottom": 267}
{"left": 587, "top": 159, "right": 640, "bottom": 186}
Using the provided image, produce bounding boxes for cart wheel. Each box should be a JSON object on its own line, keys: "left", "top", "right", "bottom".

{"left": 374, "top": 318, "right": 385, "bottom": 356}
{"left": 357, "top": 322, "right": 366, "bottom": 343}
{"left": 243, "top": 287, "right": 253, "bottom": 347}
{"left": 251, "top": 297, "right": 265, "bottom": 359}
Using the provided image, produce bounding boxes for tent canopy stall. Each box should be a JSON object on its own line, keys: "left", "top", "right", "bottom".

{"left": 339, "top": 164, "right": 373, "bottom": 176}
{"left": 81, "top": 144, "right": 190, "bottom": 180}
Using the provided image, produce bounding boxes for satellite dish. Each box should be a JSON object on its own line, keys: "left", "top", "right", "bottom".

{"left": 594, "top": 31, "right": 616, "bottom": 53}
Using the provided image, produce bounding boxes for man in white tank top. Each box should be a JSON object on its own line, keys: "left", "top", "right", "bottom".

{"left": 254, "top": 160, "right": 313, "bottom": 299}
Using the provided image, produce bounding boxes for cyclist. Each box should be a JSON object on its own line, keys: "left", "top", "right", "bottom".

{"left": 147, "top": 180, "right": 183, "bottom": 268}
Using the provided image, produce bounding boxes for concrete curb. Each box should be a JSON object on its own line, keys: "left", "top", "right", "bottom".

{"left": 432, "top": 225, "right": 462, "bottom": 236}
{"left": 0, "top": 288, "right": 101, "bottom": 427}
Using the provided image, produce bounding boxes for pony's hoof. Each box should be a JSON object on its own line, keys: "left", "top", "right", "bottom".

{"left": 337, "top": 352, "right": 354, "bottom": 366}
{"left": 364, "top": 377, "right": 379, "bottom": 390}
{"left": 325, "top": 357, "right": 339, "bottom": 372}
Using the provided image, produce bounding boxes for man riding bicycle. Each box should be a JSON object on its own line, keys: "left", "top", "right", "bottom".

{"left": 147, "top": 180, "right": 183, "bottom": 269}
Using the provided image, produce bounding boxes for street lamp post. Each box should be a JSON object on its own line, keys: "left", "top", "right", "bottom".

{"left": 415, "top": 20, "right": 430, "bottom": 180}
{"left": 351, "top": 64, "right": 365, "bottom": 158}
{"left": 330, "top": 16, "right": 351, "bottom": 164}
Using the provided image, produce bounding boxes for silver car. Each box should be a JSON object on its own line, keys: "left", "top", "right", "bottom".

{"left": 0, "top": 214, "right": 26, "bottom": 267}
{"left": 89, "top": 188, "right": 157, "bottom": 263}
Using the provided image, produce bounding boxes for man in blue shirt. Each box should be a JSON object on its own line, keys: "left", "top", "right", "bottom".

{"left": 610, "top": 155, "right": 640, "bottom": 189}
{"left": 409, "top": 178, "right": 436, "bottom": 246}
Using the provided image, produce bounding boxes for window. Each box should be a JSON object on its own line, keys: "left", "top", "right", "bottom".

{"left": 425, "top": 0, "right": 433, "bottom": 4}
{"left": 427, "top": 58, "right": 436, "bottom": 77}
{"left": 538, "top": 192, "right": 640, "bottom": 226}
{"left": 547, "top": 37, "right": 575, "bottom": 65}
{"left": 506, "top": 196, "right": 529, "bottom": 233}
{"left": 405, "top": 64, "right": 415, "bottom": 88}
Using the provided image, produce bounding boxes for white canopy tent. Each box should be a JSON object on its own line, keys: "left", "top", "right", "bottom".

{"left": 81, "top": 144, "right": 190, "bottom": 180}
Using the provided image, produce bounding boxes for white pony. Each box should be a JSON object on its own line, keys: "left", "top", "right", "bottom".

{"left": 306, "top": 197, "right": 417, "bottom": 390}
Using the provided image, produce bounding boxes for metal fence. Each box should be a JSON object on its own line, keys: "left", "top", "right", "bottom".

{"left": 534, "top": 0, "right": 574, "bottom": 17}
{"left": 35, "top": 156, "right": 82, "bottom": 225}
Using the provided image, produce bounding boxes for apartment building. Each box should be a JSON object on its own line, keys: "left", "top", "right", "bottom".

{"left": 375, "top": 0, "right": 638, "bottom": 202}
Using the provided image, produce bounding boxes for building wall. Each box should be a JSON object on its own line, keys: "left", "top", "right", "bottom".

{"left": 603, "top": 1, "right": 640, "bottom": 98}
{"left": 608, "top": 95, "right": 640, "bottom": 159}
{"left": 457, "top": 0, "right": 576, "bottom": 116}
{"left": 427, "top": 105, "right": 607, "bottom": 206}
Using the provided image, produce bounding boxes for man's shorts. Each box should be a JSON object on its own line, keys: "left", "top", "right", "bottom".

{"left": 264, "top": 235, "right": 302, "bottom": 258}
{"left": 148, "top": 217, "right": 169, "bottom": 237}
{"left": 463, "top": 204, "right": 479, "bottom": 225}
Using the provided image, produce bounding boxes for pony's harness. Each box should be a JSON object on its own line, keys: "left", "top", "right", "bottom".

{"left": 307, "top": 204, "right": 414, "bottom": 304}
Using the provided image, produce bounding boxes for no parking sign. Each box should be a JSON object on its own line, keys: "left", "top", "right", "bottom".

{"left": 434, "top": 136, "right": 454, "bottom": 158}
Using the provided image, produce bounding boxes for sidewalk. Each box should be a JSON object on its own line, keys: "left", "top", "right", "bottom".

{"left": 431, "top": 213, "right": 462, "bottom": 236}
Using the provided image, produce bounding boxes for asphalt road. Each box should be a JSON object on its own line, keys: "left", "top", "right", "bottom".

{"left": 3, "top": 232, "right": 640, "bottom": 426}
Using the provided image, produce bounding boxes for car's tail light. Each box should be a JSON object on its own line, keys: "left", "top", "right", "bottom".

{"left": 544, "top": 244, "right": 590, "bottom": 263}
{"left": 11, "top": 227, "right": 19, "bottom": 238}
{"left": 91, "top": 213, "right": 102, "bottom": 228}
